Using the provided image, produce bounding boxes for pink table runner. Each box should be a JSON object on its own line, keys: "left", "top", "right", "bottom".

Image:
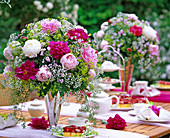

{"left": 111, "top": 88, "right": 170, "bottom": 103}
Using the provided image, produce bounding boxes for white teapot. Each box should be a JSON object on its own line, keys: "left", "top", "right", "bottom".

{"left": 88, "top": 91, "right": 119, "bottom": 114}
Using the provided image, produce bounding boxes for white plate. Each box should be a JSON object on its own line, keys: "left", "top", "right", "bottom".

{"left": 101, "top": 79, "right": 120, "bottom": 84}
{"left": 138, "top": 118, "right": 169, "bottom": 123}
{"left": 103, "top": 68, "right": 120, "bottom": 72}
{"left": 54, "top": 134, "right": 95, "bottom": 138}
{"left": 128, "top": 110, "right": 137, "bottom": 116}
{"left": 150, "top": 84, "right": 170, "bottom": 90}
{"left": 110, "top": 107, "right": 133, "bottom": 111}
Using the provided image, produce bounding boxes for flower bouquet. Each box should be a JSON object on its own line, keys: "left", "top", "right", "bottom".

{"left": 3, "top": 18, "right": 100, "bottom": 126}
{"left": 93, "top": 12, "right": 160, "bottom": 91}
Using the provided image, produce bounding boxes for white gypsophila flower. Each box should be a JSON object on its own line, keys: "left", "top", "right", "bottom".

{"left": 166, "top": 64, "right": 170, "bottom": 75}
{"left": 46, "top": 2, "right": 53, "bottom": 9}
{"left": 126, "top": 13, "right": 138, "bottom": 21}
{"left": 36, "top": 5, "right": 43, "bottom": 11}
{"left": 22, "top": 39, "right": 41, "bottom": 58}
{"left": 101, "top": 22, "right": 108, "bottom": 31}
{"left": 33, "top": 0, "right": 41, "bottom": 6}
{"left": 42, "top": 7, "right": 48, "bottom": 13}
{"left": 160, "top": 73, "right": 166, "bottom": 79}
{"left": 143, "top": 25, "right": 157, "bottom": 41}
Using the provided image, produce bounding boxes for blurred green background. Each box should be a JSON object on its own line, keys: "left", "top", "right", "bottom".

{"left": 0, "top": 0, "right": 169, "bottom": 83}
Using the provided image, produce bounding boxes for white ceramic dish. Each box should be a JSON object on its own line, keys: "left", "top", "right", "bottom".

{"left": 53, "top": 134, "right": 95, "bottom": 138}
{"left": 101, "top": 79, "right": 120, "bottom": 84}
{"left": 138, "top": 118, "right": 169, "bottom": 123}
{"left": 150, "top": 84, "right": 170, "bottom": 90}
{"left": 110, "top": 107, "right": 133, "bottom": 111}
{"left": 128, "top": 110, "right": 137, "bottom": 116}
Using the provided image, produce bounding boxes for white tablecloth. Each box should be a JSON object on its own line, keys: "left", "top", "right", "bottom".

{"left": 0, "top": 123, "right": 149, "bottom": 138}
{"left": 1, "top": 101, "right": 170, "bottom": 128}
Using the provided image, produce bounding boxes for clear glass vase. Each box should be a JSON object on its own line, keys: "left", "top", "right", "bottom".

{"left": 119, "top": 59, "right": 134, "bottom": 92}
{"left": 45, "top": 92, "right": 61, "bottom": 127}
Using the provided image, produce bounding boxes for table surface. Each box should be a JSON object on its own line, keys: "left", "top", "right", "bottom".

{"left": 0, "top": 97, "right": 170, "bottom": 138}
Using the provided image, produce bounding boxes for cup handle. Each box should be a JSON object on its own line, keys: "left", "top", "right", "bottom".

{"left": 110, "top": 95, "right": 119, "bottom": 108}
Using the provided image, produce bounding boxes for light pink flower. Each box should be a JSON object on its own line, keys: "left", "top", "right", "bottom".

{"left": 3, "top": 65, "right": 13, "bottom": 80}
{"left": 127, "top": 14, "right": 138, "bottom": 21}
{"left": 88, "top": 69, "right": 96, "bottom": 80}
{"left": 60, "top": 53, "right": 78, "bottom": 70}
{"left": 82, "top": 46, "right": 98, "bottom": 68}
{"left": 101, "top": 22, "right": 108, "bottom": 31}
{"left": 41, "top": 19, "right": 61, "bottom": 35}
{"left": 96, "top": 30, "right": 104, "bottom": 38}
{"left": 100, "top": 40, "right": 109, "bottom": 50}
{"left": 149, "top": 44, "right": 159, "bottom": 56}
{"left": 36, "top": 66, "right": 52, "bottom": 82}
{"left": 3, "top": 46, "right": 13, "bottom": 60}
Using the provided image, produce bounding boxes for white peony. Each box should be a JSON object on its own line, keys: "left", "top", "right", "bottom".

{"left": 101, "top": 22, "right": 108, "bottom": 31}
{"left": 143, "top": 25, "right": 157, "bottom": 41}
{"left": 22, "top": 39, "right": 41, "bottom": 58}
{"left": 46, "top": 2, "right": 53, "bottom": 9}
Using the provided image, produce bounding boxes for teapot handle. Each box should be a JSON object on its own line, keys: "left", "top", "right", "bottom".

{"left": 109, "top": 95, "right": 119, "bottom": 108}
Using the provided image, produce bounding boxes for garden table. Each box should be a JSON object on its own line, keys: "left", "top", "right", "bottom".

{"left": 0, "top": 96, "right": 170, "bottom": 138}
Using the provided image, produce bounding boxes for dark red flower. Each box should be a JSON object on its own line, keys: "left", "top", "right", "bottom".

{"left": 15, "top": 60, "right": 39, "bottom": 81}
{"left": 106, "top": 114, "right": 127, "bottom": 130}
{"left": 28, "top": 116, "right": 50, "bottom": 130}
{"left": 20, "top": 36, "right": 27, "bottom": 41}
{"left": 108, "top": 20, "right": 112, "bottom": 23}
{"left": 67, "top": 28, "right": 89, "bottom": 43}
{"left": 129, "top": 25, "right": 142, "bottom": 36}
{"left": 127, "top": 48, "right": 132, "bottom": 52}
{"left": 49, "top": 41, "right": 70, "bottom": 59}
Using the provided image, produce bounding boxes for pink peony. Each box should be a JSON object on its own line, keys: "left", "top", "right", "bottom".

{"left": 129, "top": 25, "right": 142, "bottom": 36}
{"left": 60, "top": 53, "right": 78, "bottom": 70}
{"left": 96, "top": 30, "right": 104, "bottom": 38}
{"left": 67, "top": 28, "right": 89, "bottom": 43}
{"left": 28, "top": 116, "right": 50, "bottom": 130}
{"left": 149, "top": 44, "right": 159, "bottom": 56}
{"left": 100, "top": 40, "right": 109, "bottom": 50}
{"left": 3, "top": 65, "right": 13, "bottom": 81}
{"left": 36, "top": 66, "right": 52, "bottom": 82}
{"left": 15, "top": 60, "right": 39, "bottom": 81}
{"left": 127, "top": 14, "right": 138, "bottom": 21}
{"left": 88, "top": 69, "right": 96, "bottom": 80}
{"left": 41, "top": 19, "right": 61, "bottom": 35}
{"left": 106, "top": 114, "right": 127, "bottom": 130}
{"left": 82, "top": 46, "right": 98, "bottom": 68}
{"left": 49, "top": 41, "right": 70, "bottom": 59}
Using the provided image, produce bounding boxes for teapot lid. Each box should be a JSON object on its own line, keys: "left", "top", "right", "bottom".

{"left": 30, "top": 99, "right": 42, "bottom": 106}
{"left": 95, "top": 91, "right": 109, "bottom": 98}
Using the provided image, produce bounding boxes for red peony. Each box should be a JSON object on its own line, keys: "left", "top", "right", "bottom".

{"left": 106, "top": 114, "right": 127, "bottom": 130}
{"left": 15, "top": 60, "right": 39, "bottom": 81}
{"left": 67, "top": 28, "right": 89, "bottom": 43}
{"left": 49, "top": 41, "right": 71, "bottom": 59}
{"left": 28, "top": 116, "right": 50, "bottom": 130}
{"left": 129, "top": 25, "right": 142, "bottom": 36}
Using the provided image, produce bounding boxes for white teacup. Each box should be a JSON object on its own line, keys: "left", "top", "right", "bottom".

{"left": 68, "top": 117, "right": 89, "bottom": 126}
{"left": 133, "top": 81, "right": 148, "bottom": 87}
{"left": 133, "top": 103, "right": 151, "bottom": 113}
